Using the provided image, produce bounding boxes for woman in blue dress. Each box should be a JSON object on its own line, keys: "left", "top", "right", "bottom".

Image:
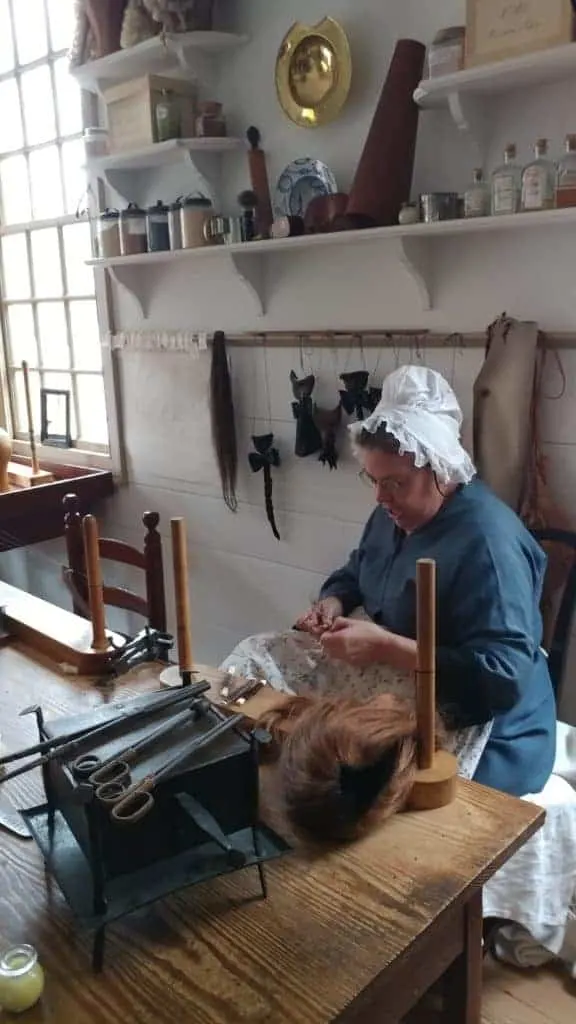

{"left": 296, "top": 364, "right": 556, "bottom": 799}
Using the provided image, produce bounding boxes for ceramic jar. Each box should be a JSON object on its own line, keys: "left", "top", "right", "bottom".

{"left": 180, "top": 195, "right": 214, "bottom": 249}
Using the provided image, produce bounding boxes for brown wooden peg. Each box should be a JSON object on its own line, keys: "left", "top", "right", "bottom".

{"left": 82, "top": 514, "right": 109, "bottom": 652}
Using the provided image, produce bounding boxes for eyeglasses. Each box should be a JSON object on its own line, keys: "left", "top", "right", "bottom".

{"left": 358, "top": 469, "right": 412, "bottom": 495}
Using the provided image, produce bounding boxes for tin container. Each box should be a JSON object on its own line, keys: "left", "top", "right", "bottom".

{"left": 180, "top": 194, "right": 213, "bottom": 249}
{"left": 168, "top": 199, "right": 183, "bottom": 249}
{"left": 119, "top": 202, "right": 147, "bottom": 255}
{"left": 146, "top": 200, "right": 170, "bottom": 252}
{"left": 95, "top": 208, "right": 121, "bottom": 258}
{"left": 419, "top": 192, "right": 460, "bottom": 222}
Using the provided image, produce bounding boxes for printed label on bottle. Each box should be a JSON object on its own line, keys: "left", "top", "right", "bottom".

{"left": 493, "top": 173, "right": 517, "bottom": 214}
{"left": 522, "top": 168, "right": 549, "bottom": 210}
{"left": 465, "top": 188, "right": 487, "bottom": 218}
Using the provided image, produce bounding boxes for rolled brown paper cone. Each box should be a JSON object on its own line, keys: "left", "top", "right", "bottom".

{"left": 339, "top": 39, "right": 426, "bottom": 230}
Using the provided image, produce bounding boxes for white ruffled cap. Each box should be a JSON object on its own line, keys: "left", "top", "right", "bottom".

{"left": 349, "top": 365, "right": 476, "bottom": 485}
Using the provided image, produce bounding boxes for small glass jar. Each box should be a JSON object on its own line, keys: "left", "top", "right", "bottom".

{"left": 146, "top": 200, "right": 170, "bottom": 252}
{"left": 168, "top": 198, "right": 183, "bottom": 249}
{"left": 119, "top": 202, "right": 147, "bottom": 256}
{"left": 83, "top": 126, "right": 109, "bottom": 158}
{"left": 155, "top": 89, "right": 181, "bottom": 143}
{"left": 96, "top": 208, "right": 121, "bottom": 258}
{"left": 398, "top": 202, "right": 420, "bottom": 225}
{"left": 180, "top": 194, "right": 213, "bottom": 249}
{"left": 0, "top": 945, "right": 45, "bottom": 1013}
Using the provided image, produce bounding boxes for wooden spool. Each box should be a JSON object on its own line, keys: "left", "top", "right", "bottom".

{"left": 170, "top": 517, "right": 194, "bottom": 686}
{"left": 0, "top": 429, "right": 12, "bottom": 493}
{"left": 407, "top": 558, "right": 458, "bottom": 811}
{"left": 82, "top": 514, "right": 110, "bottom": 653}
{"left": 15, "top": 361, "right": 53, "bottom": 487}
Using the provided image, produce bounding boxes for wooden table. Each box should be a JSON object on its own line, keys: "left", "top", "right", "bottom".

{"left": 0, "top": 643, "right": 544, "bottom": 1024}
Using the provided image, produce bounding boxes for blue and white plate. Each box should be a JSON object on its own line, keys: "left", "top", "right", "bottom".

{"left": 274, "top": 157, "right": 338, "bottom": 218}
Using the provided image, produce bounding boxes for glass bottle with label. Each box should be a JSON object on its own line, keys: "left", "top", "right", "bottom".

{"left": 491, "top": 144, "right": 522, "bottom": 216}
{"left": 556, "top": 134, "right": 576, "bottom": 208}
{"left": 521, "top": 138, "right": 556, "bottom": 212}
{"left": 464, "top": 168, "right": 490, "bottom": 218}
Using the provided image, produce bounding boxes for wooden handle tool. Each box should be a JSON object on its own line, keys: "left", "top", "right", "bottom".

{"left": 246, "top": 126, "right": 273, "bottom": 239}
{"left": 170, "top": 517, "right": 194, "bottom": 685}
{"left": 21, "top": 360, "right": 39, "bottom": 475}
{"left": 82, "top": 514, "right": 109, "bottom": 652}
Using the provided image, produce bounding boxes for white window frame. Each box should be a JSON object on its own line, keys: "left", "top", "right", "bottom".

{"left": 0, "top": 1, "right": 123, "bottom": 476}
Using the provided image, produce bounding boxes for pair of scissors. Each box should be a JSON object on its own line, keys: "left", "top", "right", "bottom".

{"left": 100, "top": 715, "right": 242, "bottom": 825}
{"left": 72, "top": 702, "right": 201, "bottom": 791}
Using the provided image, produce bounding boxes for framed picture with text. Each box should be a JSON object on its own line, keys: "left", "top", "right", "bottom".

{"left": 465, "top": 0, "right": 574, "bottom": 68}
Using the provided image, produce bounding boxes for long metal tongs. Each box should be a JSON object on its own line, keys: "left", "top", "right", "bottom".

{"left": 0, "top": 682, "right": 211, "bottom": 784}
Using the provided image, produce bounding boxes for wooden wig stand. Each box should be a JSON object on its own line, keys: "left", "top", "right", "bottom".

{"left": 408, "top": 558, "right": 458, "bottom": 811}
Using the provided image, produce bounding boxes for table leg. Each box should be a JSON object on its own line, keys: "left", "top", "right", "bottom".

{"left": 442, "top": 889, "right": 483, "bottom": 1024}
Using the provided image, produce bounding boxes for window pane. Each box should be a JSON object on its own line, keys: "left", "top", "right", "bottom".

{"left": 29, "top": 146, "right": 64, "bottom": 219}
{"left": 54, "top": 56, "right": 83, "bottom": 136}
{"left": 13, "top": 368, "right": 40, "bottom": 435}
{"left": 21, "top": 66, "right": 56, "bottom": 146}
{"left": 77, "top": 374, "right": 108, "bottom": 445}
{"left": 61, "top": 139, "right": 86, "bottom": 215}
{"left": 0, "top": 0, "right": 15, "bottom": 74}
{"left": 43, "top": 371, "right": 76, "bottom": 437}
{"left": 1, "top": 234, "right": 31, "bottom": 299}
{"left": 69, "top": 300, "right": 102, "bottom": 370}
{"left": 0, "top": 80, "right": 23, "bottom": 154}
{"left": 37, "top": 302, "right": 70, "bottom": 369}
{"left": 63, "top": 222, "right": 94, "bottom": 295}
{"left": 0, "top": 154, "right": 31, "bottom": 225}
{"left": 6, "top": 305, "right": 37, "bottom": 367}
{"left": 47, "top": 0, "right": 77, "bottom": 52}
{"left": 30, "top": 228, "right": 63, "bottom": 297}
{"left": 13, "top": 0, "right": 48, "bottom": 65}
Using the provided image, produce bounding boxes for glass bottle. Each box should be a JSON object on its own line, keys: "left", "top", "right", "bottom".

{"left": 0, "top": 945, "right": 45, "bottom": 1013}
{"left": 556, "top": 134, "right": 576, "bottom": 208}
{"left": 464, "top": 168, "right": 490, "bottom": 218}
{"left": 154, "top": 90, "right": 181, "bottom": 143}
{"left": 521, "top": 138, "right": 556, "bottom": 212}
{"left": 491, "top": 144, "right": 522, "bottom": 216}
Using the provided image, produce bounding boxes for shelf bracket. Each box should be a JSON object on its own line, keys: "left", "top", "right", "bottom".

{"left": 107, "top": 263, "right": 158, "bottom": 319}
{"left": 447, "top": 91, "right": 487, "bottom": 157}
{"left": 228, "top": 252, "right": 266, "bottom": 316}
{"left": 393, "top": 236, "right": 433, "bottom": 310}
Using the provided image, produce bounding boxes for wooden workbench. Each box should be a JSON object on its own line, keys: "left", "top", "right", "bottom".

{"left": 0, "top": 642, "right": 544, "bottom": 1023}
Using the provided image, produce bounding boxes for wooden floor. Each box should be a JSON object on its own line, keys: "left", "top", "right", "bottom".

{"left": 481, "top": 956, "right": 576, "bottom": 1023}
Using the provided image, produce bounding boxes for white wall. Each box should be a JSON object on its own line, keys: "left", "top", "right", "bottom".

{"left": 3, "top": 0, "right": 576, "bottom": 714}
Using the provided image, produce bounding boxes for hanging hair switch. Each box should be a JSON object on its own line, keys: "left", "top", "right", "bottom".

{"left": 290, "top": 371, "right": 322, "bottom": 457}
{"left": 313, "top": 404, "right": 342, "bottom": 470}
{"left": 248, "top": 434, "right": 281, "bottom": 540}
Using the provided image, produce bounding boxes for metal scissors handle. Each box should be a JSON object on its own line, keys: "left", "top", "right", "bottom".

{"left": 107, "top": 715, "right": 242, "bottom": 825}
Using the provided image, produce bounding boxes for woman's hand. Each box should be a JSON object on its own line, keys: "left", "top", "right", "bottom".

{"left": 294, "top": 597, "right": 343, "bottom": 637}
{"left": 321, "top": 617, "right": 418, "bottom": 671}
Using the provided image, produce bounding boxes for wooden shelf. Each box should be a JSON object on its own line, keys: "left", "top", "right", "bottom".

{"left": 414, "top": 42, "right": 576, "bottom": 148}
{"left": 72, "top": 31, "right": 249, "bottom": 93}
{"left": 87, "top": 138, "right": 244, "bottom": 201}
{"left": 87, "top": 206, "right": 576, "bottom": 317}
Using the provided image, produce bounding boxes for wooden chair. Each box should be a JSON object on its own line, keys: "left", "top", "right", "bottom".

{"left": 531, "top": 528, "right": 576, "bottom": 706}
{"left": 63, "top": 493, "right": 167, "bottom": 633}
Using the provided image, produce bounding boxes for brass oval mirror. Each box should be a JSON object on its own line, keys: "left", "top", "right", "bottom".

{"left": 276, "top": 17, "right": 352, "bottom": 129}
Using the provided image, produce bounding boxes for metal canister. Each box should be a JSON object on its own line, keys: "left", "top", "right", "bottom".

{"left": 95, "top": 208, "right": 121, "bottom": 258}
{"left": 146, "top": 200, "right": 170, "bottom": 252}
{"left": 168, "top": 198, "right": 183, "bottom": 250}
{"left": 119, "top": 202, "right": 147, "bottom": 255}
{"left": 419, "top": 192, "right": 460, "bottom": 222}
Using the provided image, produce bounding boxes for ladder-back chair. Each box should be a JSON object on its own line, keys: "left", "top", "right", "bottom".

{"left": 531, "top": 527, "right": 576, "bottom": 706}
{"left": 63, "top": 493, "right": 167, "bottom": 633}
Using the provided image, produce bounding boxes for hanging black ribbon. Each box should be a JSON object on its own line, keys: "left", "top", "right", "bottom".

{"left": 290, "top": 371, "right": 322, "bottom": 457}
{"left": 313, "top": 404, "right": 342, "bottom": 470}
{"left": 248, "top": 434, "right": 281, "bottom": 540}
{"left": 339, "top": 371, "right": 382, "bottom": 421}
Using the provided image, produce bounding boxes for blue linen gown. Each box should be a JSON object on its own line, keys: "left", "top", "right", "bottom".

{"left": 320, "top": 479, "right": 556, "bottom": 797}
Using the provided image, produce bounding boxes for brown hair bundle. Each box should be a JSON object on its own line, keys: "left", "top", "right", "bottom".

{"left": 257, "top": 692, "right": 445, "bottom": 845}
{"left": 209, "top": 330, "right": 238, "bottom": 512}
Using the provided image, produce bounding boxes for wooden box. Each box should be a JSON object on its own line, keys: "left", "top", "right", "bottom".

{"left": 465, "top": 0, "right": 574, "bottom": 68}
{"left": 102, "top": 74, "right": 197, "bottom": 152}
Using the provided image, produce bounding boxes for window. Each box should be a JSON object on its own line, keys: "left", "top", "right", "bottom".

{"left": 0, "top": 0, "right": 109, "bottom": 454}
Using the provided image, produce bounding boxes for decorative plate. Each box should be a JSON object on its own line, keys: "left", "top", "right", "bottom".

{"left": 275, "top": 17, "right": 352, "bottom": 129}
{"left": 274, "top": 157, "right": 338, "bottom": 219}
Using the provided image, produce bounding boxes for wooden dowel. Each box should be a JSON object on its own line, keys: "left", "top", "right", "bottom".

{"left": 416, "top": 558, "right": 436, "bottom": 770}
{"left": 170, "top": 518, "right": 194, "bottom": 682}
{"left": 82, "top": 514, "right": 108, "bottom": 652}
{"left": 21, "top": 360, "right": 39, "bottom": 475}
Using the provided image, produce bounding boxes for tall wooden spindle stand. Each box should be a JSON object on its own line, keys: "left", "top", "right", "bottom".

{"left": 10, "top": 361, "right": 53, "bottom": 488}
{"left": 82, "top": 514, "right": 109, "bottom": 653}
{"left": 170, "top": 517, "right": 194, "bottom": 687}
{"left": 408, "top": 558, "right": 458, "bottom": 811}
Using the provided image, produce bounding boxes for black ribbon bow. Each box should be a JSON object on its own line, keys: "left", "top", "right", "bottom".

{"left": 339, "top": 371, "right": 382, "bottom": 421}
{"left": 248, "top": 433, "right": 281, "bottom": 540}
{"left": 290, "top": 371, "right": 322, "bottom": 457}
{"left": 313, "top": 404, "right": 342, "bottom": 470}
